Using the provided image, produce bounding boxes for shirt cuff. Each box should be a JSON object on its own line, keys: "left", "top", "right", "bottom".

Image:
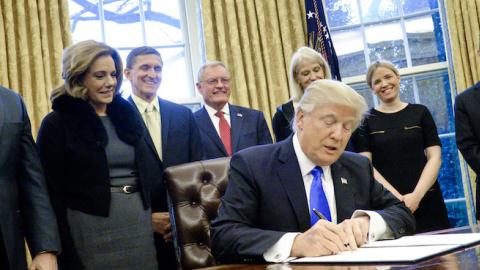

{"left": 263, "top": 232, "right": 299, "bottom": 262}
{"left": 352, "top": 210, "right": 394, "bottom": 242}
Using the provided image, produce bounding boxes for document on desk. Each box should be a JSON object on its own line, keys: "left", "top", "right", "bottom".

{"left": 290, "top": 233, "right": 480, "bottom": 264}
{"left": 363, "top": 233, "right": 480, "bottom": 248}
{"left": 290, "top": 245, "right": 459, "bottom": 263}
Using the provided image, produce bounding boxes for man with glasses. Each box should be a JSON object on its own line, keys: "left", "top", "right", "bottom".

{"left": 195, "top": 61, "right": 272, "bottom": 159}
{"left": 211, "top": 80, "right": 414, "bottom": 263}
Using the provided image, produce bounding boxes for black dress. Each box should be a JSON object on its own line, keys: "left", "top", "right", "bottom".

{"left": 272, "top": 100, "right": 295, "bottom": 142}
{"left": 352, "top": 104, "right": 450, "bottom": 233}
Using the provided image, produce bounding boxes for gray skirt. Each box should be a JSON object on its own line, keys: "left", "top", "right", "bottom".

{"left": 67, "top": 192, "right": 157, "bottom": 270}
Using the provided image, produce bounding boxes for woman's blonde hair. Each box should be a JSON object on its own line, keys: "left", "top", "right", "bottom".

{"left": 290, "top": 46, "right": 332, "bottom": 102}
{"left": 51, "top": 40, "right": 123, "bottom": 102}
{"left": 366, "top": 60, "right": 399, "bottom": 89}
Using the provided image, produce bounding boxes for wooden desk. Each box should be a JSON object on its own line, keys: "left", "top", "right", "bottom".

{"left": 199, "top": 226, "right": 480, "bottom": 270}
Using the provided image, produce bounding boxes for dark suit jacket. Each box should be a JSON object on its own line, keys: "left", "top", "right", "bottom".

{"left": 211, "top": 136, "right": 415, "bottom": 263}
{"left": 128, "top": 96, "right": 204, "bottom": 211}
{"left": 272, "top": 100, "right": 294, "bottom": 142}
{"left": 194, "top": 104, "right": 272, "bottom": 159}
{"left": 128, "top": 96, "right": 204, "bottom": 269}
{"left": 37, "top": 94, "right": 159, "bottom": 268}
{"left": 455, "top": 82, "right": 480, "bottom": 218}
{"left": 0, "top": 86, "right": 60, "bottom": 270}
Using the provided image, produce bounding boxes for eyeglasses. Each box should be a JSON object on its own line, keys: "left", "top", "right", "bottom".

{"left": 202, "top": 77, "right": 231, "bottom": 86}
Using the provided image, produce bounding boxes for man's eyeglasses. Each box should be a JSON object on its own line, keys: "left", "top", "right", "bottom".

{"left": 202, "top": 77, "right": 231, "bottom": 86}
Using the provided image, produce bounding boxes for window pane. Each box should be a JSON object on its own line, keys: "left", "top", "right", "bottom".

{"left": 365, "top": 22, "right": 407, "bottom": 67}
{"left": 145, "top": 0, "right": 183, "bottom": 45}
{"left": 406, "top": 13, "right": 446, "bottom": 66}
{"left": 103, "top": 0, "right": 143, "bottom": 47}
{"left": 398, "top": 77, "right": 415, "bottom": 103}
{"left": 362, "top": 0, "right": 400, "bottom": 23}
{"left": 351, "top": 83, "right": 374, "bottom": 109}
{"left": 402, "top": 0, "right": 438, "bottom": 15}
{"left": 445, "top": 200, "right": 469, "bottom": 227}
{"left": 331, "top": 29, "right": 366, "bottom": 77}
{"left": 440, "top": 136, "right": 465, "bottom": 200}
{"left": 69, "top": 0, "right": 102, "bottom": 42}
{"left": 415, "top": 70, "right": 452, "bottom": 133}
{"left": 325, "top": 0, "right": 360, "bottom": 28}
{"left": 158, "top": 47, "right": 192, "bottom": 100}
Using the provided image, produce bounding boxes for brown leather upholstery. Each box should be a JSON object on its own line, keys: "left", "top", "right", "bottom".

{"left": 164, "top": 157, "right": 231, "bottom": 269}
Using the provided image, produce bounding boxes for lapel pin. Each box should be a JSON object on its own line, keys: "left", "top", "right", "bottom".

{"left": 341, "top": 177, "right": 348, "bottom": 185}
{"left": 237, "top": 113, "right": 243, "bottom": 117}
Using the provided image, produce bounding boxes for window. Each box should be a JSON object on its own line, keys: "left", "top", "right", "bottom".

{"left": 325, "top": 0, "right": 472, "bottom": 226}
{"left": 68, "top": 0, "right": 204, "bottom": 109}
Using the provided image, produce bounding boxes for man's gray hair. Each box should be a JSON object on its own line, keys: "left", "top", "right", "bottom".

{"left": 197, "top": 60, "right": 229, "bottom": 82}
{"left": 293, "top": 79, "right": 367, "bottom": 130}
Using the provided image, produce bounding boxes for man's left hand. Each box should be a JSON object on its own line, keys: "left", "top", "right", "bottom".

{"left": 338, "top": 216, "right": 370, "bottom": 249}
{"left": 29, "top": 252, "right": 57, "bottom": 270}
{"left": 152, "top": 212, "right": 172, "bottom": 242}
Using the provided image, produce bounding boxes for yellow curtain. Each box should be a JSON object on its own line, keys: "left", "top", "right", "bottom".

{"left": 0, "top": 0, "right": 71, "bottom": 137}
{"left": 445, "top": 0, "right": 480, "bottom": 92}
{"left": 201, "top": 0, "right": 306, "bottom": 133}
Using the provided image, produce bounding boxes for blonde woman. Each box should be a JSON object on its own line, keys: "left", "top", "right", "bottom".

{"left": 272, "top": 46, "right": 331, "bottom": 141}
{"left": 352, "top": 60, "right": 450, "bottom": 233}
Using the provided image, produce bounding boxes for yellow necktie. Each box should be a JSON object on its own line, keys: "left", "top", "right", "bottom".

{"left": 144, "top": 104, "right": 162, "bottom": 160}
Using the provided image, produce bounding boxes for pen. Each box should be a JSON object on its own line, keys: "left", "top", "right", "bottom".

{"left": 312, "top": 208, "right": 328, "bottom": 221}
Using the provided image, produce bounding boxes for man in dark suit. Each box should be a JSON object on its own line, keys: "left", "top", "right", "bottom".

{"left": 211, "top": 80, "right": 415, "bottom": 263}
{"left": 124, "top": 47, "right": 203, "bottom": 269}
{"left": 0, "top": 86, "right": 61, "bottom": 269}
{"left": 455, "top": 43, "right": 480, "bottom": 220}
{"left": 194, "top": 61, "right": 272, "bottom": 159}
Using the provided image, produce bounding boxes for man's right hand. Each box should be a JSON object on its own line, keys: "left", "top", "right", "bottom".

{"left": 290, "top": 220, "right": 351, "bottom": 257}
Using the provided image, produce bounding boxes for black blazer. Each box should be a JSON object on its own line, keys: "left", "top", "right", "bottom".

{"left": 194, "top": 104, "right": 272, "bottom": 159}
{"left": 37, "top": 94, "right": 160, "bottom": 267}
{"left": 211, "top": 136, "right": 415, "bottom": 263}
{"left": 0, "top": 86, "right": 60, "bottom": 270}
{"left": 272, "top": 100, "right": 294, "bottom": 142}
{"left": 455, "top": 82, "right": 480, "bottom": 218}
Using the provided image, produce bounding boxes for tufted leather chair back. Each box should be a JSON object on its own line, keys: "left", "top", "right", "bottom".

{"left": 164, "top": 157, "right": 231, "bottom": 270}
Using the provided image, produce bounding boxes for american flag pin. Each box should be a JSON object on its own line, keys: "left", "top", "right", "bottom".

{"left": 341, "top": 178, "right": 348, "bottom": 185}
{"left": 237, "top": 113, "right": 243, "bottom": 117}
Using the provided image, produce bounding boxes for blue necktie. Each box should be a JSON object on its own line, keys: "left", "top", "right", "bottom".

{"left": 310, "top": 166, "right": 331, "bottom": 226}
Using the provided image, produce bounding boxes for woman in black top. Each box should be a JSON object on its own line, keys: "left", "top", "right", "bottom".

{"left": 272, "top": 46, "right": 331, "bottom": 141}
{"left": 352, "top": 60, "right": 450, "bottom": 233}
{"left": 37, "top": 40, "right": 159, "bottom": 269}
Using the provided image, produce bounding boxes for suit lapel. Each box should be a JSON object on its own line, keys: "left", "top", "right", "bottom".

{"left": 277, "top": 138, "right": 311, "bottom": 232}
{"left": 127, "top": 96, "right": 160, "bottom": 161}
{"left": 229, "top": 104, "right": 243, "bottom": 153}
{"left": 331, "top": 160, "right": 356, "bottom": 222}
{"left": 197, "top": 107, "right": 227, "bottom": 155}
{"left": 158, "top": 98, "right": 170, "bottom": 159}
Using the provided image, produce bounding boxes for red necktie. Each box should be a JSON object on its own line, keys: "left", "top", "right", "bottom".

{"left": 215, "top": 111, "right": 232, "bottom": 156}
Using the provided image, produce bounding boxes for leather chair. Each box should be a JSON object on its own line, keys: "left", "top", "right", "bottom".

{"left": 164, "top": 157, "right": 231, "bottom": 269}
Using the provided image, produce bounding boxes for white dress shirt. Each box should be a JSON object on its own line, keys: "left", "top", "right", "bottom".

{"left": 203, "top": 103, "right": 231, "bottom": 136}
{"left": 263, "top": 134, "right": 393, "bottom": 262}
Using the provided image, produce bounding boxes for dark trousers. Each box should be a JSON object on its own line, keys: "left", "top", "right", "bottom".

{"left": 0, "top": 232, "right": 10, "bottom": 270}
{"left": 155, "top": 234, "right": 177, "bottom": 270}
